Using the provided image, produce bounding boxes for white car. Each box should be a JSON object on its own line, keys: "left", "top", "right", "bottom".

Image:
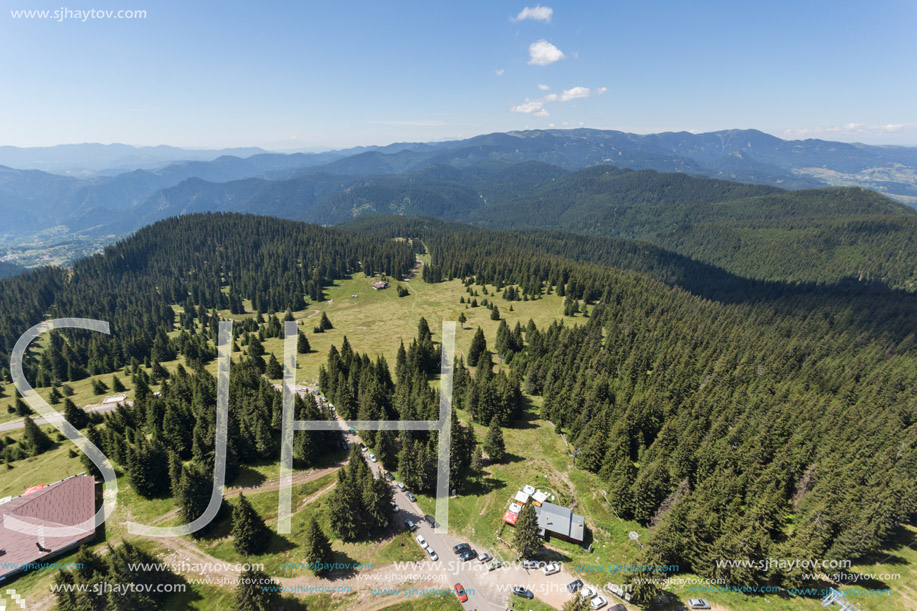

{"left": 368, "top": 453, "right": 377, "bottom": 462}
{"left": 426, "top": 547, "right": 438, "bottom": 561}
{"left": 580, "top": 586, "right": 596, "bottom": 600}
{"left": 477, "top": 553, "right": 492, "bottom": 563}
{"left": 415, "top": 534, "right": 428, "bottom": 549}
{"left": 543, "top": 562, "right": 560, "bottom": 575}
{"left": 590, "top": 596, "right": 607, "bottom": 609}
{"left": 396, "top": 481, "right": 406, "bottom": 490}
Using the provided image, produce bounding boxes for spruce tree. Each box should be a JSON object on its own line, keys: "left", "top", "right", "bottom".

{"left": 483, "top": 417, "right": 505, "bottom": 463}
{"left": 63, "top": 398, "right": 89, "bottom": 429}
{"left": 235, "top": 568, "right": 281, "bottom": 611}
{"left": 320, "top": 311, "right": 333, "bottom": 330}
{"left": 111, "top": 375, "right": 126, "bottom": 392}
{"left": 467, "top": 327, "right": 486, "bottom": 367}
{"left": 23, "top": 415, "right": 53, "bottom": 455}
{"left": 304, "top": 515, "right": 332, "bottom": 575}
{"left": 513, "top": 502, "right": 542, "bottom": 557}
{"left": 266, "top": 353, "right": 283, "bottom": 379}
{"left": 297, "top": 331, "right": 310, "bottom": 354}
{"left": 232, "top": 494, "right": 270, "bottom": 556}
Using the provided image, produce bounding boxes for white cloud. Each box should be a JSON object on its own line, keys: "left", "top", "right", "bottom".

{"left": 511, "top": 85, "right": 605, "bottom": 118}
{"left": 537, "top": 83, "right": 550, "bottom": 91}
{"left": 783, "top": 123, "right": 906, "bottom": 139}
{"left": 495, "top": 68, "right": 505, "bottom": 76}
{"left": 511, "top": 99, "right": 549, "bottom": 117}
{"left": 528, "top": 40, "right": 565, "bottom": 66}
{"left": 514, "top": 5, "right": 553, "bottom": 23}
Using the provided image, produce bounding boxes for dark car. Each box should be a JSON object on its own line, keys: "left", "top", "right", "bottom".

{"left": 424, "top": 514, "right": 436, "bottom": 527}
{"left": 459, "top": 549, "right": 478, "bottom": 561}
{"left": 453, "top": 543, "right": 471, "bottom": 554}
{"left": 567, "top": 579, "right": 584, "bottom": 593}
{"left": 384, "top": 472, "right": 395, "bottom": 481}
{"left": 512, "top": 586, "right": 534, "bottom": 599}
{"left": 404, "top": 519, "right": 417, "bottom": 531}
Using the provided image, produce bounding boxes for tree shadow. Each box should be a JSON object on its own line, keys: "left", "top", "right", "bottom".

{"left": 228, "top": 464, "right": 268, "bottom": 488}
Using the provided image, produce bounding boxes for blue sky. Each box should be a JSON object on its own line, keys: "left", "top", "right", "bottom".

{"left": 1, "top": 0, "right": 915, "bottom": 149}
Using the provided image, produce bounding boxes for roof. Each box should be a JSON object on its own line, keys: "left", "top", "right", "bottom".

{"left": 533, "top": 501, "right": 585, "bottom": 542}
{"left": 0, "top": 476, "right": 96, "bottom": 582}
{"left": 522, "top": 484, "right": 536, "bottom": 495}
{"left": 502, "top": 510, "right": 519, "bottom": 525}
{"left": 514, "top": 491, "right": 530, "bottom": 504}
{"left": 372, "top": 281, "right": 389, "bottom": 289}
{"left": 532, "top": 490, "right": 549, "bottom": 504}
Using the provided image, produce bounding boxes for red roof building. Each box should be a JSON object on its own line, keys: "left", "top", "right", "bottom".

{"left": 0, "top": 475, "right": 97, "bottom": 582}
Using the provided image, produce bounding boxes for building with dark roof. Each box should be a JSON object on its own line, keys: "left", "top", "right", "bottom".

{"left": 0, "top": 475, "right": 97, "bottom": 582}
{"left": 533, "top": 501, "right": 586, "bottom": 543}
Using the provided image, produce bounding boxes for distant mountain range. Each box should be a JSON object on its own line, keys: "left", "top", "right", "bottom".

{"left": 3, "top": 128, "right": 917, "bottom": 277}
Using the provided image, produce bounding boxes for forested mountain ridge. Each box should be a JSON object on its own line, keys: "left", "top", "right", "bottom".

{"left": 4, "top": 128, "right": 917, "bottom": 253}
{"left": 0, "top": 213, "right": 415, "bottom": 382}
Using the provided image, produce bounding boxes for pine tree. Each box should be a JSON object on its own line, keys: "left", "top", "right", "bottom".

{"left": 490, "top": 305, "right": 500, "bottom": 320}
{"left": 49, "top": 386, "right": 62, "bottom": 405}
{"left": 232, "top": 494, "right": 270, "bottom": 556}
{"left": 235, "top": 568, "right": 281, "bottom": 611}
{"left": 23, "top": 415, "right": 53, "bottom": 455}
{"left": 483, "top": 417, "right": 505, "bottom": 463}
{"left": 467, "top": 327, "right": 486, "bottom": 367}
{"left": 458, "top": 312, "right": 467, "bottom": 328}
{"left": 513, "top": 502, "right": 542, "bottom": 557}
{"left": 304, "top": 515, "right": 332, "bottom": 575}
{"left": 297, "top": 331, "right": 310, "bottom": 354}
{"left": 320, "top": 311, "right": 333, "bottom": 330}
{"left": 111, "top": 375, "right": 126, "bottom": 392}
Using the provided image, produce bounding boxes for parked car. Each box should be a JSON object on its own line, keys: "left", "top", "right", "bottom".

{"left": 396, "top": 481, "right": 406, "bottom": 490}
{"left": 405, "top": 492, "right": 417, "bottom": 502}
{"left": 403, "top": 519, "right": 417, "bottom": 531}
{"left": 477, "top": 553, "right": 492, "bottom": 564}
{"left": 590, "top": 596, "right": 608, "bottom": 609}
{"left": 384, "top": 472, "right": 395, "bottom": 481}
{"left": 580, "top": 586, "right": 597, "bottom": 600}
{"left": 423, "top": 514, "right": 436, "bottom": 527}
{"left": 390, "top": 501, "right": 399, "bottom": 512}
{"left": 426, "top": 547, "right": 438, "bottom": 561}
{"left": 415, "top": 534, "right": 428, "bottom": 549}
{"left": 359, "top": 443, "right": 367, "bottom": 452}
{"left": 459, "top": 549, "right": 478, "bottom": 562}
{"left": 348, "top": 428, "right": 355, "bottom": 434}
{"left": 454, "top": 583, "right": 468, "bottom": 603}
{"left": 368, "top": 452, "right": 377, "bottom": 462}
{"left": 488, "top": 559, "right": 503, "bottom": 571}
{"left": 688, "top": 600, "right": 711, "bottom": 610}
{"left": 452, "top": 543, "right": 471, "bottom": 554}
{"left": 512, "top": 586, "right": 534, "bottom": 599}
{"left": 340, "top": 440, "right": 348, "bottom": 450}
{"left": 522, "top": 559, "right": 544, "bottom": 570}
{"left": 567, "top": 579, "right": 584, "bottom": 593}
